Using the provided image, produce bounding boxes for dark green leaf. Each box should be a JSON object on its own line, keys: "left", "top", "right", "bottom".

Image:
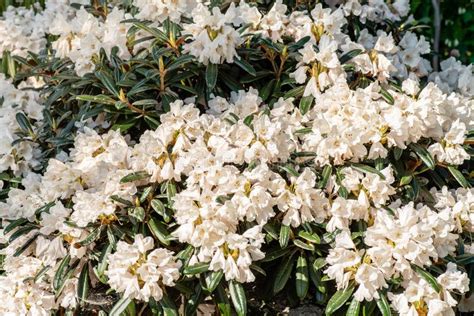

{"left": 279, "top": 225, "right": 290, "bottom": 248}
{"left": 296, "top": 255, "right": 309, "bottom": 299}
{"left": 325, "top": 284, "right": 355, "bottom": 316}
{"left": 376, "top": 292, "right": 391, "bottom": 316}
{"left": 229, "top": 281, "right": 247, "bottom": 316}
{"left": 206, "top": 63, "right": 218, "bottom": 89}
{"left": 409, "top": 143, "right": 435, "bottom": 170}
{"left": 448, "top": 166, "right": 471, "bottom": 188}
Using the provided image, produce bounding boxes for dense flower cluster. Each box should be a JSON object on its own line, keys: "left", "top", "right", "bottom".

{"left": 0, "top": 0, "right": 472, "bottom": 315}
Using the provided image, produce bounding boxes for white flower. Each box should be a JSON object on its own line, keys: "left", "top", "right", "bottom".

{"left": 106, "top": 234, "right": 181, "bottom": 302}
{"left": 273, "top": 168, "right": 328, "bottom": 227}
{"left": 182, "top": 4, "right": 243, "bottom": 64}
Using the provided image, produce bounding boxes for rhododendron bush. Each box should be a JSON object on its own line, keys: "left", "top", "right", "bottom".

{"left": 0, "top": 0, "right": 473, "bottom": 315}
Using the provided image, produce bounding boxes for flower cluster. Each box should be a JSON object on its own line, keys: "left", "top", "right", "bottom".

{"left": 0, "top": 0, "right": 473, "bottom": 315}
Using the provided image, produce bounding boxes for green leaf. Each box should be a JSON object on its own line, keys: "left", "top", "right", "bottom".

{"left": 376, "top": 292, "right": 391, "bottom": 316}
{"left": 278, "top": 164, "right": 300, "bottom": 177}
{"left": 412, "top": 265, "right": 441, "bottom": 293}
{"left": 13, "top": 232, "right": 39, "bottom": 257}
{"left": 400, "top": 175, "right": 413, "bottom": 186}
{"left": 109, "top": 296, "right": 133, "bottom": 316}
{"left": 76, "top": 94, "right": 116, "bottom": 105}
{"left": 77, "top": 263, "right": 90, "bottom": 303}
{"left": 160, "top": 294, "right": 179, "bottom": 316}
{"left": 313, "top": 258, "right": 327, "bottom": 271}
{"left": 380, "top": 87, "right": 394, "bottom": 105}
{"left": 96, "top": 71, "right": 120, "bottom": 97}
{"left": 299, "top": 95, "right": 314, "bottom": 115}
{"left": 167, "top": 54, "right": 195, "bottom": 72}
{"left": 131, "top": 21, "right": 168, "bottom": 42}
{"left": 296, "top": 255, "right": 309, "bottom": 299}
{"left": 273, "top": 254, "right": 295, "bottom": 293}
{"left": 184, "top": 262, "right": 210, "bottom": 275}
{"left": 16, "top": 112, "right": 34, "bottom": 135}
{"left": 260, "top": 79, "right": 276, "bottom": 101}
{"left": 120, "top": 171, "right": 150, "bottom": 183}
{"left": 34, "top": 265, "right": 51, "bottom": 282}
{"left": 409, "top": 143, "right": 435, "bottom": 170}
{"left": 298, "top": 231, "right": 321, "bottom": 244}
{"left": 279, "top": 225, "right": 291, "bottom": 248}
{"left": 319, "top": 165, "right": 332, "bottom": 189}
{"left": 54, "top": 254, "right": 71, "bottom": 292}
{"left": 448, "top": 166, "right": 471, "bottom": 188}
{"left": 234, "top": 58, "right": 257, "bottom": 76}
{"left": 215, "top": 284, "right": 232, "bottom": 316}
{"left": 325, "top": 284, "right": 355, "bottom": 316}
{"left": 129, "top": 207, "right": 145, "bottom": 222}
{"left": 76, "top": 227, "right": 101, "bottom": 247}
{"left": 204, "top": 270, "right": 224, "bottom": 293}
{"left": 260, "top": 247, "right": 292, "bottom": 262}
{"left": 284, "top": 85, "right": 305, "bottom": 99}
{"left": 351, "top": 163, "right": 386, "bottom": 179}
{"left": 151, "top": 199, "right": 166, "bottom": 215}
{"left": 206, "top": 63, "right": 218, "bottom": 89}
{"left": 339, "top": 49, "right": 363, "bottom": 64}
{"left": 8, "top": 225, "right": 37, "bottom": 243}
{"left": 148, "top": 217, "right": 171, "bottom": 246}
{"left": 229, "top": 281, "right": 247, "bottom": 316}
{"left": 293, "top": 239, "right": 315, "bottom": 251}
{"left": 184, "top": 284, "right": 204, "bottom": 316}
{"left": 346, "top": 297, "right": 361, "bottom": 316}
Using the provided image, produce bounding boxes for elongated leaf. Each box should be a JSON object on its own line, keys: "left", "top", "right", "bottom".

{"left": 298, "top": 231, "right": 321, "bottom": 244}
{"left": 148, "top": 217, "right": 171, "bottom": 246}
{"left": 8, "top": 225, "right": 37, "bottom": 243}
{"left": 380, "top": 87, "right": 394, "bottom": 105}
{"left": 376, "top": 292, "right": 391, "bottom": 316}
{"left": 77, "top": 264, "right": 90, "bottom": 303}
{"left": 293, "top": 239, "right": 315, "bottom": 251}
{"left": 346, "top": 297, "right": 361, "bottom": 316}
{"left": 76, "top": 94, "right": 116, "bottom": 105}
{"left": 278, "top": 165, "right": 300, "bottom": 177}
{"left": 215, "top": 284, "right": 232, "bottom": 316}
{"left": 234, "top": 58, "right": 256, "bottom": 76}
{"left": 76, "top": 227, "right": 101, "bottom": 247}
{"left": 54, "top": 254, "right": 71, "bottom": 292}
{"left": 326, "top": 284, "right": 355, "bottom": 316}
{"left": 229, "top": 281, "right": 247, "bottom": 316}
{"left": 109, "top": 296, "right": 133, "bottom": 316}
{"left": 339, "top": 49, "right": 363, "bottom": 64}
{"left": 296, "top": 255, "right": 309, "bottom": 299}
{"left": 412, "top": 265, "right": 441, "bottom": 293}
{"left": 299, "top": 95, "right": 313, "bottom": 115}
{"left": 313, "top": 258, "right": 327, "bottom": 271}
{"left": 120, "top": 171, "right": 150, "bottom": 183}
{"left": 409, "top": 143, "right": 435, "bottom": 170}
{"left": 448, "top": 166, "right": 471, "bottom": 188}
{"left": 16, "top": 112, "right": 34, "bottom": 134}
{"left": 273, "top": 254, "right": 295, "bottom": 293}
{"left": 160, "top": 294, "right": 179, "bottom": 316}
{"left": 284, "top": 85, "right": 305, "bottom": 99}
{"left": 96, "top": 71, "right": 120, "bottom": 97}
{"left": 260, "top": 247, "right": 292, "bottom": 262}
{"left": 351, "top": 163, "right": 386, "bottom": 179}
{"left": 279, "top": 225, "right": 290, "bottom": 248}
{"left": 206, "top": 63, "right": 218, "bottom": 89}
{"left": 319, "top": 165, "right": 332, "bottom": 189}
{"left": 204, "top": 270, "right": 224, "bottom": 293}
{"left": 13, "top": 232, "right": 39, "bottom": 257}
{"left": 166, "top": 54, "right": 195, "bottom": 72}
{"left": 184, "top": 262, "right": 210, "bottom": 275}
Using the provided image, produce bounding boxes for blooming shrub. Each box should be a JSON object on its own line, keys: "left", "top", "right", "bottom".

{"left": 0, "top": 0, "right": 473, "bottom": 315}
